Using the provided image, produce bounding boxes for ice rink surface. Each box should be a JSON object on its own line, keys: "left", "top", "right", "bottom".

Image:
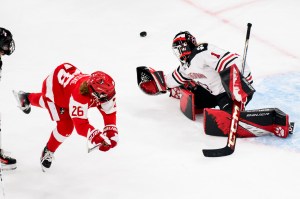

{"left": 0, "top": 0, "right": 300, "bottom": 198}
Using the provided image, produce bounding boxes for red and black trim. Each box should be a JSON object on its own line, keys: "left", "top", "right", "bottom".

{"left": 215, "top": 52, "right": 239, "bottom": 72}
{"left": 220, "top": 64, "right": 255, "bottom": 102}
{"left": 171, "top": 66, "right": 191, "bottom": 85}
{"left": 215, "top": 52, "right": 253, "bottom": 85}
{"left": 245, "top": 72, "right": 253, "bottom": 84}
{"left": 180, "top": 89, "right": 196, "bottom": 120}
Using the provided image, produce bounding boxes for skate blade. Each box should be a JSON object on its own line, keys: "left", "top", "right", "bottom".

{"left": 289, "top": 122, "right": 295, "bottom": 134}
{"left": 1, "top": 163, "right": 17, "bottom": 171}
{"left": 12, "top": 90, "right": 23, "bottom": 109}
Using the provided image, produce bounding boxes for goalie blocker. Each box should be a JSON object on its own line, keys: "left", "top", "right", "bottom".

{"left": 204, "top": 107, "right": 294, "bottom": 138}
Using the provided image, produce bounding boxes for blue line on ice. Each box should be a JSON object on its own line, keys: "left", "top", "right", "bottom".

{"left": 246, "top": 72, "right": 300, "bottom": 152}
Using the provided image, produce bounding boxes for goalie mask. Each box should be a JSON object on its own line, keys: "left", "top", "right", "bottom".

{"left": 0, "top": 28, "right": 15, "bottom": 55}
{"left": 87, "top": 71, "right": 116, "bottom": 102}
{"left": 172, "top": 31, "right": 197, "bottom": 64}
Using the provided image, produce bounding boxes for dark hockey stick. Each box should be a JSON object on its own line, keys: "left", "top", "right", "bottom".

{"left": 202, "top": 23, "right": 252, "bottom": 157}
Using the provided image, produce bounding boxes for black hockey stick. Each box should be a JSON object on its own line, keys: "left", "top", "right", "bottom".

{"left": 202, "top": 23, "right": 252, "bottom": 157}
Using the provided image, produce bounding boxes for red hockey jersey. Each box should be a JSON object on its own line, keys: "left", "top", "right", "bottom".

{"left": 43, "top": 63, "right": 117, "bottom": 137}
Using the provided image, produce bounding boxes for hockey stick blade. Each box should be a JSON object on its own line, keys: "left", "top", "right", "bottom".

{"left": 202, "top": 101, "right": 241, "bottom": 157}
{"left": 202, "top": 146, "right": 234, "bottom": 157}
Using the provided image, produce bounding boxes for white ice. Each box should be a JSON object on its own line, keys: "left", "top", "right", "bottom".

{"left": 0, "top": 0, "right": 300, "bottom": 198}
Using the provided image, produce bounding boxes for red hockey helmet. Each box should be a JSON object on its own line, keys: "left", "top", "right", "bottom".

{"left": 87, "top": 71, "right": 116, "bottom": 102}
{"left": 172, "top": 31, "right": 197, "bottom": 64}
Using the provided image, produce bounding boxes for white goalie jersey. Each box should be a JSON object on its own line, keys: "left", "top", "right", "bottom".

{"left": 165, "top": 43, "right": 253, "bottom": 96}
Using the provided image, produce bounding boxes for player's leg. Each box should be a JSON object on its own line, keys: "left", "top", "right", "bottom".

{"left": 40, "top": 101, "right": 74, "bottom": 172}
{"left": 192, "top": 85, "right": 218, "bottom": 109}
{"left": 0, "top": 113, "right": 17, "bottom": 170}
{"left": 13, "top": 79, "right": 49, "bottom": 114}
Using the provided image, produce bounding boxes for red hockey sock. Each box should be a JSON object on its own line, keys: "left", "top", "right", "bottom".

{"left": 46, "top": 120, "right": 74, "bottom": 152}
{"left": 46, "top": 132, "right": 62, "bottom": 152}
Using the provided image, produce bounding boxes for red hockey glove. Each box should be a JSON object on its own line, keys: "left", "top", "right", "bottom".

{"left": 99, "top": 125, "right": 119, "bottom": 151}
{"left": 89, "top": 129, "right": 111, "bottom": 152}
{"left": 169, "top": 87, "right": 181, "bottom": 99}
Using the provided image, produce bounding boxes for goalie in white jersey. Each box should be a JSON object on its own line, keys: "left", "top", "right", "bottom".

{"left": 138, "top": 31, "right": 254, "bottom": 112}
{"left": 166, "top": 31, "right": 253, "bottom": 111}
{"left": 137, "top": 31, "right": 293, "bottom": 138}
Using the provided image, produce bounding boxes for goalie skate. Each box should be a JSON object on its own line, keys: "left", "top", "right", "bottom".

{"left": 12, "top": 90, "right": 31, "bottom": 114}
{"left": 289, "top": 122, "right": 295, "bottom": 134}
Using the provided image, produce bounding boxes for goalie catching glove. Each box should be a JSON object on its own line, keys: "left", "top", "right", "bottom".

{"left": 88, "top": 125, "right": 119, "bottom": 152}
{"left": 136, "top": 66, "right": 167, "bottom": 95}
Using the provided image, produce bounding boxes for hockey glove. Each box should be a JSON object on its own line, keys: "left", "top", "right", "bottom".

{"left": 137, "top": 66, "right": 167, "bottom": 95}
{"left": 88, "top": 129, "right": 111, "bottom": 152}
{"left": 100, "top": 125, "right": 119, "bottom": 151}
{"left": 169, "top": 81, "right": 197, "bottom": 99}
{"left": 169, "top": 87, "right": 181, "bottom": 99}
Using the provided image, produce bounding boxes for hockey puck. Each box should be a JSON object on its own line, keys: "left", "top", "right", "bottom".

{"left": 140, "top": 31, "right": 147, "bottom": 37}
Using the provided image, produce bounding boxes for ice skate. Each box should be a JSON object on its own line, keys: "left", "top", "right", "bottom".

{"left": 12, "top": 90, "right": 31, "bottom": 114}
{"left": 289, "top": 122, "right": 295, "bottom": 134}
{"left": 40, "top": 146, "right": 54, "bottom": 172}
{"left": 0, "top": 149, "right": 17, "bottom": 170}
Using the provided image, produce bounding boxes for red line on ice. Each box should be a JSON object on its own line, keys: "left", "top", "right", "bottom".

{"left": 183, "top": 0, "right": 299, "bottom": 60}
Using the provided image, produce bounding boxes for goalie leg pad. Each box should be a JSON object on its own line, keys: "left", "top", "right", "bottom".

{"left": 204, "top": 108, "right": 291, "bottom": 138}
{"left": 180, "top": 88, "right": 196, "bottom": 120}
{"left": 180, "top": 85, "right": 219, "bottom": 120}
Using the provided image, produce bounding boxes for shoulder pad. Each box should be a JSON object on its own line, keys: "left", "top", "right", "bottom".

{"left": 188, "top": 43, "right": 208, "bottom": 64}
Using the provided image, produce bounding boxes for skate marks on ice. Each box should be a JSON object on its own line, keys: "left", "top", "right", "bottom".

{"left": 246, "top": 72, "right": 300, "bottom": 152}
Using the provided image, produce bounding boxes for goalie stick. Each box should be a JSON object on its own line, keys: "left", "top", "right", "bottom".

{"left": 202, "top": 23, "right": 252, "bottom": 157}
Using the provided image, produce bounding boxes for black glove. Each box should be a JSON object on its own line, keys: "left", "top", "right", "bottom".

{"left": 216, "top": 92, "right": 233, "bottom": 112}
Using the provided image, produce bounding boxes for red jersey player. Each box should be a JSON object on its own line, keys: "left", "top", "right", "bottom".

{"left": 13, "top": 63, "right": 118, "bottom": 172}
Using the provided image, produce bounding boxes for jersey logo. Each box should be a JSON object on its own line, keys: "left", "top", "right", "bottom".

{"left": 188, "top": 73, "right": 207, "bottom": 79}
{"left": 196, "top": 43, "right": 208, "bottom": 52}
{"left": 187, "top": 43, "right": 208, "bottom": 64}
{"left": 197, "top": 45, "right": 204, "bottom": 51}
